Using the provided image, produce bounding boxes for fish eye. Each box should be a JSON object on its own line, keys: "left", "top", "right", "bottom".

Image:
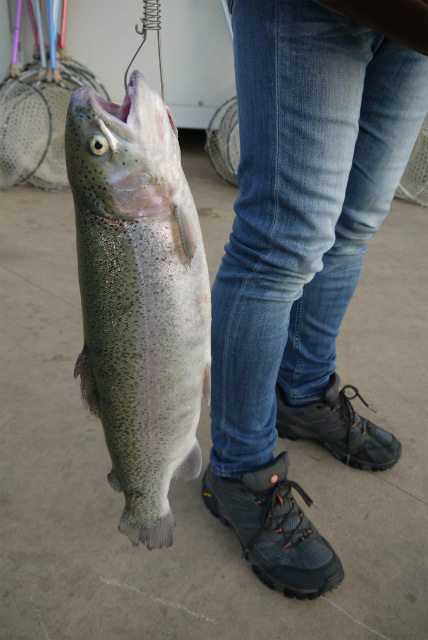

{"left": 89, "top": 135, "right": 109, "bottom": 156}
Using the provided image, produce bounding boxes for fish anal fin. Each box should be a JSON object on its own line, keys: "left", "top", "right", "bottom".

{"left": 174, "top": 204, "right": 197, "bottom": 265}
{"left": 74, "top": 348, "right": 100, "bottom": 417}
{"left": 173, "top": 438, "right": 202, "bottom": 481}
{"left": 107, "top": 469, "right": 122, "bottom": 493}
{"left": 118, "top": 509, "right": 175, "bottom": 550}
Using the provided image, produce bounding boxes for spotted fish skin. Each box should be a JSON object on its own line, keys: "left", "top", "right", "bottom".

{"left": 65, "top": 71, "right": 211, "bottom": 549}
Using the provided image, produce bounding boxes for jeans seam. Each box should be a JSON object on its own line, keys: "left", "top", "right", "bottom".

{"left": 291, "top": 296, "right": 304, "bottom": 399}
{"left": 272, "top": 0, "right": 280, "bottom": 272}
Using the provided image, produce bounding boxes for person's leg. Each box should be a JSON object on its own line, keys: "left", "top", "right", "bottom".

{"left": 275, "top": 37, "right": 428, "bottom": 470}
{"left": 277, "top": 38, "right": 428, "bottom": 404}
{"left": 210, "top": 0, "right": 382, "bottom": 478}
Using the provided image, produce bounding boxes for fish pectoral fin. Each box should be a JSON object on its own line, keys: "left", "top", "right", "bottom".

{"left": 74, "top": 348, "right": 100, "bottom": 417}
{"left": 203, "top": 364, "right": 211, "bottom": 406}
{"left": 173, "top": 438, "right": 203, "bottom": 481}
{"left": 174, "top": 204, "right": 197, "bottom": 265}
{"left": 119, "top": 508, "right": 175, "bottom": 550}
{"left": 107, "top": 469, "right": 122, "bottom": 493}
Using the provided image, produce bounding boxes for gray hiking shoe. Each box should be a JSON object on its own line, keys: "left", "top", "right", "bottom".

{"left": 202, "top": 452, "right": 344, "bottom": 600}
{"left": 276, "top": 373, "right": 402, "bottom": 471}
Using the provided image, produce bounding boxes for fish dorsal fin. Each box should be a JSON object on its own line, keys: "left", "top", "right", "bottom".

{"left": 174, "top": 204, "right": 197, "bottom": 265}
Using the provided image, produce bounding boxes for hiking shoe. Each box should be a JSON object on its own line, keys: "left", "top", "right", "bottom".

{"left": 202, "top": 452, "right": 344, "bottom": 600}
{"left": 276, "top": 373, "right": 402, "bottom": 471}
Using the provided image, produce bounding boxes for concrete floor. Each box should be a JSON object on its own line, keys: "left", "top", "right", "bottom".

{"left": 1, "top": 130, "right": 427, "bottom": 640}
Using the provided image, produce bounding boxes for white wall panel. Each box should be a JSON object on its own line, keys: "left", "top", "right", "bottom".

{"left": 1, "top": 0, "right": 235, "bottom": 128}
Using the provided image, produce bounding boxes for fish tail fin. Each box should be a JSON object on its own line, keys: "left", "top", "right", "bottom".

{"left": 118, "top": 509, "right": 175, "bottom": 550}
{"left": 74, "top": 348, "right": 100, "bottom": 417}
{"left": 173, "top": 438, "right": 202, "bottom": 481}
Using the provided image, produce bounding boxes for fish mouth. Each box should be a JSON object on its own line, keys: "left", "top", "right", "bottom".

{"left": 90, "top": 70, "right": 143, "bottom": 132}
{"left": 75, "top": 70, "right": 176, "bottom": 145}
{"left": 94, "top": 93, "right": 132, "bottom": 124}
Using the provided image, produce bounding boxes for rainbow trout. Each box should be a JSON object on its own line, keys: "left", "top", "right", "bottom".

{"left": 65, "top": 71, "right": 211, "bottom": 549}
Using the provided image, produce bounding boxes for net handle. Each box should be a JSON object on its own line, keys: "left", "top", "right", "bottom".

{"left": 32, "top": 0, "right": 47, "bottom": 69}
{"left": 12, "top": 0, "right": 23, "bottom": 66}
{"left": 59, "top": 0, "right": 68, "bottom": 50}
{"left": 25, "top": 0, "right": 38, "bottom": 45}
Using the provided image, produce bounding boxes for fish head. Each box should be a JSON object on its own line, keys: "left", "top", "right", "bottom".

{"left": 65, "top": 70, "right": 181, "bottom": 220}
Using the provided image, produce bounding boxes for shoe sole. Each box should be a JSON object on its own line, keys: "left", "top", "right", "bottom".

{"left": 276, "top": 422, "right": 402, "bottom": 472}
{"left": 202, "top": 485, "right": 344, "bottom": 600}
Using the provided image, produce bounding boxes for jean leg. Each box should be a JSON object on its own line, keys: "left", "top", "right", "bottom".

{"left": 278, "top": 252, "right": 365, "bottom": 405}
{"left": 210, "top": 0, "right": 383, "bottom": 477}
{"left": 336, "top": 39, "right": 428, "bottom": 253}
{"left": 278, "top": 38, "right": 428, "bottom": 404}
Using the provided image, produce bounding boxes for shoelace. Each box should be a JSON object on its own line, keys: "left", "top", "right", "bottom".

{"left": 338, "top": 385, "right": 376, "bottom": 464}
{"left": 246, "top": 480, "right": 314, "bottom": 553}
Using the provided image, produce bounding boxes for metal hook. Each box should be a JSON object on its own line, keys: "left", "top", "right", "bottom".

{"left": 135, "top": 19, "right": 145, "bottom": 36}
{"left": 123, "top": 1, "right": 164, "bottom": 100}
{"left": 124, "top": 29, "right": 147, "bottom": 92}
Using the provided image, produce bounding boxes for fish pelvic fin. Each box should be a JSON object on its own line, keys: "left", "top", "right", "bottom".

{"left": 74, "top": 348, "right": 100, "bottom": 417}
{"left": 118, "top": 509, "right": 175, "bottom": 550}
{"left": 174, "top": 204, "right": 197, "bottom": 265}
{"left": 173, "top": 438, "right": 202, "bottom": 481}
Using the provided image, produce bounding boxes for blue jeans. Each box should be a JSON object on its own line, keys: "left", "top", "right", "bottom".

{"left": 210, "top": 0, "right": 428, "bottom": 477}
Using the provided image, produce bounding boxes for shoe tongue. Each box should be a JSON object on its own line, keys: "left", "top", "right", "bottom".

{"left": 323, "top": 373, "right": 340, "bottom": 406}
{"left": 241, "top": 452, "right": 289, "bottom": 493}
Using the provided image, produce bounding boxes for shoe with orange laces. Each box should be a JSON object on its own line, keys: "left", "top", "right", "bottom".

{"left": 202, "top": 452, "right": 344, "bottom": 599}
{"left": 276, "top": 373, "right": 402, "bottom": 471}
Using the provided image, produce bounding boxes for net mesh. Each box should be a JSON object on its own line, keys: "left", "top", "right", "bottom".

{"left": 27, "top": 80, "right": 75, "bottom": 192}
{"left": 0, "top": 58, "right": 111, "bottom": 193}
{"left": 205, "top": 97, "right": 239, "bottom": 187}
{"left": 228, "top": 119, "right": 240, "bottom": 176}
{"left": 396, "top": 114, "right": 428, "bottom": 207}
{"left": 0, "top": 79, "right": 51, "bottom": 189}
